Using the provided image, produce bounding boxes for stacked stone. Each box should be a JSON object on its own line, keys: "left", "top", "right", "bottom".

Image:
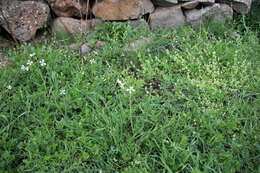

{"left": 0, "top": 0, "right": 252, "bottom": 41}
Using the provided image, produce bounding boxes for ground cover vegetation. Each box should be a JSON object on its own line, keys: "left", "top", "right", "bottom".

{"left": 0, "top": 2, "right": 259, "bottom": 173}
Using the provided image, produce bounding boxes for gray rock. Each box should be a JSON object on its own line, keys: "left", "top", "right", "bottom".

{"left": 229, "top": 31, "right": 241, "bottom": 39}
{"left": 179, "top": 0, "right": 214, "bottom": 2}
{"left": 0, "top": 53, "right": 13, "bottom": 68}
{"left": 80, "top": 43, "right": 91, "bottom": 56}
{"left": 217, "top": 0, "right": 252, "bottom": 14}
{"left": 152, "top": 0, "right": 178, "bottom": 7}
{"left": 0, "top": 0, "right": 50, "bottom": 41}
{"left": 181, "top": 1, "right": 200, "bottom": 9}
{"left": 185, "top": 3, "right": 233, "bottom": 27}
{"left": 149, "top": 5, "right": 186, "bottom": 29}
{"left": 94, "top": 41, "right": 107, "bottom": 49}
{"left": 129, "top": 19, "right": 149, "bottom": 29}
{"left": 179, "top": 0, "right": 215, "bottom": 5}
{"left": 52, "top": 17, "right": 102, "bottom": 37}
{"left": 46, "top": 0, "right": 90, "bottom": 18}
{"left": 232, "top": 0, "right": 252, "bottom": 14}
{"left": 0, "top": 60, "right": 13, "bottom": 68}
{"left": 124, "top": 38, "right": 152, "bottom": 52}
{"left": 67, "top": 43, "right": 80, "bottom": 51}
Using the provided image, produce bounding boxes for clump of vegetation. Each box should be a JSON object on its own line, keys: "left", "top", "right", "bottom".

{"left": 0, "top": 7, "right": 259, "bottom": 173}
{"left": 235, "top": 0, "right": 260, "bottom": 36}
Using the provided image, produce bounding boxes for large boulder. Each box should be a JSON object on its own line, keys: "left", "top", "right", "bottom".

{"left": 185, "top": 3, "right": 233, "bottom": 27}
{"left": 181, "top": 1, "right": 200, "bottom": 9}
{"left": 52, "top": 17, "right": 102, "bottom": 36}
{"left": 152, "top": 0, "right": 178, "bottom": 7}
{"left": 92, "top": 0, "right": 155, "bottom": 20}
{"left": 179, "top": 0, "right": 215, "bottom": 5}
{"left": 231, "top": 0, "right": 252, "bottom": 14}
{"left": 217, "top": 0, "right": 252, "bottom": 14}
{"left": 149, "top": 5, "right": 186, "bottom": 29}
{"left": 0, "top": 0, "right": 50, "bottom": 41}
{"left": 46, "top": 0, "right": 90, "bottom": 17}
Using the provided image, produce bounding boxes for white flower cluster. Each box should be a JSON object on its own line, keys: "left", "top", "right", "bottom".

{"left": 117, "top": 79, "right": 135, "bottom": 94}
{"left": 6, "top": 85, "right": 12, "bottom": 90}
{"left": 21, "top": 65, "right": 29, "bottom": 71}
{"left": 89, "top": 59, "right": 96, "bottom": 64}
{"left": 27, "top": 60, "right": 33, "bottom": 66}
{"left": 29, "top": 53, "right": 36, "bottom": 57}
{"left": 117, "top": 79, "right": 125, "bottom": 88}
{"left": 20, "top": 57, "right": 46, "bottom": 71}
{"left": 12, "top": 53, "right": 69, "bottom": 96}
{"left": 39, "top": 59, "right": 46, "bottom": 67}
{"left": 126, "top": 86, "right": 135, "bottom": 94}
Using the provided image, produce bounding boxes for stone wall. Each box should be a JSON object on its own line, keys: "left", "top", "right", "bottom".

{"left": 0, "top": 0, "right": 252, "bottom": 41}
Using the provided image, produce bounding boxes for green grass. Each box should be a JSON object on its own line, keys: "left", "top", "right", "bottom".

{"left": 0, "top": 11, "right": 259, "bottom": 173}
{"left": 234, "top": 0, "right": 260, "bottom": 38}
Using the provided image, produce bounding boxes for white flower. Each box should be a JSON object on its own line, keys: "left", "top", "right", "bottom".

{"left": 89, "top": 59, "right": 96, "bottom": 64}
{"left": 27, "top": 60, "right": 33, "bottom": 66}
{"left": 21, "top": 65, "right": 29, "bottom": 71}
{"left": 39, "top": 59, "right": 46, "bottom": 66}
{"left": 6, "top": 85, "right": 12, "bottom": 90}
{"left": 134, "top": 160, "right": 141, "bottom": 165}
{"left": 29, "top": 53, "right": 36, "bottom": 57}
{"left": 60, "top": 89, "right": 66, "bottom": 95}
{"left": 117, "top": 79, "right": 125, "bottom": 88}
{"left": 126, "top": 86, "right": 135, "bottom": 94}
